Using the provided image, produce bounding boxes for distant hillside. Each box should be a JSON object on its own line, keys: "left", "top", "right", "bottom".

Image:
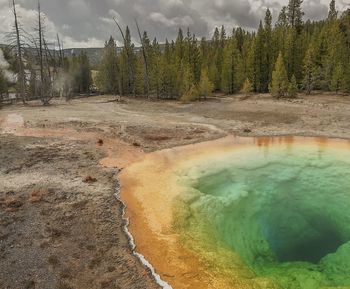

{"left": 62, "top": 48, "right": 104, "bottom": 68}
{"left": 1, "top": 44, "right": 164, "bottom": 69}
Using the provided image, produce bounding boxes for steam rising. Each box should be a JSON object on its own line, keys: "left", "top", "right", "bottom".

{"left": 0, "top": 49, "right": 15, "bottom": 83}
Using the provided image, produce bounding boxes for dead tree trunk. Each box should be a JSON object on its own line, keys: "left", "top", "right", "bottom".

{"left": 56, "top": 34, "right": 64, "bottom": 68}
{"left": 12, "top": 0, "right": 26, "bottom": 104}
{"left": 44, "top": 38, "right": 55, "bottom": 100}
{"left": 37, "top": 0, "right": 49, "bottom": 105}
{"left": 135, "top": 20, "right": 150, "bottom": 99}
{"left": 115, "top": 50, "right": 123, "bottom": 97}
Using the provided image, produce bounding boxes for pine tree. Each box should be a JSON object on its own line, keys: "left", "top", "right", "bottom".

{"left": 340, "top": 10, "right": 350, "bottom": 48}
{"left": 180, "top": 64, "right": 194, "bottom": 98}
{"left": 175, "top": 28, "right": 185, "bottom": 61}
{"left": 270, "top": 52, "right": 289, "bottom": 98}
{"left": 79, "top": 52, "right": 92, "bottom": 93}
{"left": 235, "top": 27, "right": 245, "bottom": 53}
{"left": 161, "top": 39, "right": 177, "bottom": 98}
{"left": 186, "top": 33, "right": 201, "bottom": 84}
{"left": 303, "top": 44, "right": 316, "bottom": 94}
{"left": 198, "top": 68, "right": 214, "bottom": 100}
{"left": 241, "top": 34, "right": 254, "bottom": 85}
{"left": 220, "top": 25, "right": 227, "bottom": 45}
{"left": 134, "top": 54, "right": 144, "bottom": 95}
{"left": 322, "top": 14, "right": 344, "bottom": 90}
{"left": 96, "top": 36, "right": 121, "bottom": 95}
{"left": 119, "top": 26, "right": 136, "bottom": 96}
{"left": 211, "top": 26, "right": 225, "bottom": 89}
{"left": 264, "top": 9, "right": 273, "bottom": 91}
{"left": 241, "top": 78, "right": 253, "bottom": 97}
{"left": 277, "top": 7, "right": 288, "bottom": 27}
{"left": 275, "top": 7, "right": 289, "bottom": 60}
{"left": 330, "top": 63, "right": 343, "bottom": 93}
{"left": 252, "top": 21, "right": 265, "bottom": 92}
{"left": 287, "top": 0, "right": 304, "bottom": 32}
{"left": 221, "top": 38, "right": 237, "bottom": 94}
{"left": 288, "top": 75, "right": 298, "bottom": 97}
{"left": 174, "top": 29, "right": 186, "bottom": 98}
{"left": 328, "top": 0, "right": 338, "bottom": 20}
{"left": 343, "top": 64, "right": 350, "bottom": 93}
{"left": 150, "top": 38, "right": 162, "bottom": 98}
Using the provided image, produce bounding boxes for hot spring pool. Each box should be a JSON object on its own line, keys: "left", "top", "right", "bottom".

{"left": 121, "top": 136, "right": 350, "bottom": 289}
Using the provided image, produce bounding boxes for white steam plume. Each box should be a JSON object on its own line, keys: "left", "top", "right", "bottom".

{"left": 0, "top": 48, "right": 16, "bottom": 83}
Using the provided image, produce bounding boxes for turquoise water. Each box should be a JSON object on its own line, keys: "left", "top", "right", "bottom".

{"left": 179, "top": 143, "right": 350, "bottom": 289}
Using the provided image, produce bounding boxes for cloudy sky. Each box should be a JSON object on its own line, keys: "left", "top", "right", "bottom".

{"left": 0, "top": 0, "right": 349, "bottom": 48}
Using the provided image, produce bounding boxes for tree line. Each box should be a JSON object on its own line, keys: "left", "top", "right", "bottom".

{"left": 97, "top": 0, "right": 350, "bottom": 100}
{"left": 1, "top": 0, "right": 350, "bottom": 106}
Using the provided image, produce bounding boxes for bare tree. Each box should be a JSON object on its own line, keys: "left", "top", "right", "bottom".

{"left": 11, "top": 0, "right": 26, "bottom": 103}
{"left": 38, "top": 1, "right": 44, "bottom": 103}
{"left": 35, "top": 0, "right": 52, "bottom": 105}
{"left": 44, "top": 38, "right": 55, "bottom": 98}
{"left": 56, "top": 34, "right": 64, "bottom": 68}
{"left": 135, "top": 19, "right": 150, "bottom": 99}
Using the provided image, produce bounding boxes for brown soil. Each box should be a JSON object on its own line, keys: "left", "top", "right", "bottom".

{"left": 1, "top": 93, "right": 350, "bottom": 289}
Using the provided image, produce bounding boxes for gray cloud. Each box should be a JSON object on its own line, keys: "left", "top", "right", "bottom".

{"left": 0, "top": 0, "right": 346, "bottom": 48}
{"left": 303, "top": 0, "right": 329, "bottom": 20}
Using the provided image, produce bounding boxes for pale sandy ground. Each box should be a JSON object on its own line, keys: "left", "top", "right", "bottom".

{"left": 1, "top": 93, "right": 350, "bottom": 289}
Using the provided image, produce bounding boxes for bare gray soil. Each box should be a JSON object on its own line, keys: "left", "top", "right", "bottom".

{"left": 0, "top": 135, "right": 159, "bottom": 289}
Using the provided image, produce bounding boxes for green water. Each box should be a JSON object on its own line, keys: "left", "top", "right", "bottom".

{"left": 177, "top": 143, "right": 350, "bottom": 289}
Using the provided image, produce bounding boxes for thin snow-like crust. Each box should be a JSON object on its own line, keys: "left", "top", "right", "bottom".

{"left": 115, "top": 182, "right": 173, "bottom": 289}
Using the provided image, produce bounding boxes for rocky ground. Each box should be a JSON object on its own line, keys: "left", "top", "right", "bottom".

{"left": 1, "top": 92, "right": 350, "bottom": 289}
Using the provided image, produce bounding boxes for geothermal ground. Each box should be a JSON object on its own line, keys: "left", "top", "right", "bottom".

{"left": 1, "top": 93, "right": 350, "bottom": 289}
